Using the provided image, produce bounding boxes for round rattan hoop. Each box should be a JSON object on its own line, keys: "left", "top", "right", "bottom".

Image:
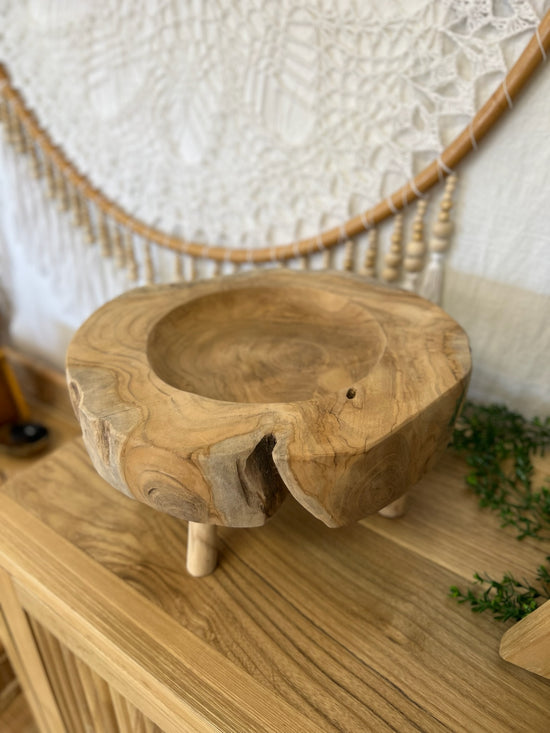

{"left": 0, "top": 11, "right": 548, "bottom": 263}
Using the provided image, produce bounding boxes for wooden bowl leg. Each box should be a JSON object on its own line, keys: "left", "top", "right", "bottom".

{"left": 187, "top": 522, "right": 218, "bottom": 577}
{"left": 378, "top": 493, "right": 408, "bottom": 519}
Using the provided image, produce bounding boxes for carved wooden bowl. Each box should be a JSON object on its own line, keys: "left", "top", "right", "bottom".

{"left": 67, "top": 270, "right": 471, "bottom": 574}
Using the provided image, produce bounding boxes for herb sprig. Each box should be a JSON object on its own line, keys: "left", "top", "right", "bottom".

{"left": 449, "top": 402, "right": 550, "bottom": 622}
{"left": 450, "top": 561, "right": 550, "bottom": 622}
{"left": 452, "top": 403, "right": 550, "bottom": 541}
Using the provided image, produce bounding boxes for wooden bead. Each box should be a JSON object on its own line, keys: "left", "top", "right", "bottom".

{"left": 362, "top": 228, "right": 378, "bottom": 278}
{"left": 343, "top": 240, "right": 355, "bottom": 272}
{"left": 404, "top": 199, "right": 428, "bottom": 282}
{"left": 385, "top": 252, "right": 401, "bottom": 268}
{"left": 432, "top": 220, "right": 454, "bottom": 239}
{"left": 173, "top": 252, "right": 184, "bottom": 280}
{"left": 188, "top": 255, "right": 197, "bottom": 282}
{"left": 382, "top": 214, "right": 403, "bottom": 283}
{"left": 405, "top": 241, "right": 425, "bottom": 258}
{"left": 404, "top": 251, "right": 423, "bottom": 270}
{"left": 428, "top": 175, "right": 457, "bottom": 256}
{"left": 323, "top": 247, "right": 337, "bottom": 271}
{"left": 421, "top": 174, "right": 458, "bottom": 304}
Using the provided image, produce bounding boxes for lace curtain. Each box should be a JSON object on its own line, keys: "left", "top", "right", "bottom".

{"left": 0, "top": 0, "right": 547, "bottom": 248}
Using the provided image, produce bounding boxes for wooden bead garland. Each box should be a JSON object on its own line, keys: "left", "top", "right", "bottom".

{"left": 382, "top": 214, "right": 404, "bottom": 283}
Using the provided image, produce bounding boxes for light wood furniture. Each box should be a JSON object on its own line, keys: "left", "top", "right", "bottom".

{"left": 0, "top": 356, "right": 81, "bottom": 733}
{"left": 0, "top": 349, "right": 30, "bottom": 427}
{"left": 0, "top": 439, "right": 549, "bottom": 732}
{"left": 0, "top": 639, "right": 19, "bottom": 718}
{"left": 67, "top": 270, "right": 471, "bottom": 575}
{"left": 500, "top": 599, "right": 550, "bottom": 679}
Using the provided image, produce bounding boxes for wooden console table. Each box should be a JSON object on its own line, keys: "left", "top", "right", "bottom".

{"left": 0, "top": 439, "right": 548, "bottom": 732}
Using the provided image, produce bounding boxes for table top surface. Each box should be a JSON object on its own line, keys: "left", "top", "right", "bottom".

{"left": 0, "top": 438, "right": 548, "bottom": 732}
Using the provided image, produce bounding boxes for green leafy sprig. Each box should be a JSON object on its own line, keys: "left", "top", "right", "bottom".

{"left": 452, "top": 403, "right": 550, "bottom": 541}
{"left": 450, "top": 561, "right": 550, "bottom": 622}
{"left": 449, "top": 402, "right": 550, "bottom": 622}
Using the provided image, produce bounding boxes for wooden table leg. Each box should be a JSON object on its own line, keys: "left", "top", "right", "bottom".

{"left": 378, "top": 493, "right": 408, "bottom": 519}
{"left": 186, "top": 523, "right": 218, "bottom": 577}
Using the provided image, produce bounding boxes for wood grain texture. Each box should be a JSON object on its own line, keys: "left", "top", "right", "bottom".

{"left": 0, "top": 641, "right": 18, "bottom": 712}
{"left": 67, "top": 270, "right": 471, "bottom": 528}
{"left": 29, "top": 618, "right": 89, "bottom": 733}
{"left": 0, "top": 480, "right": 320, "bottom": 731}
{"left": 500, "top": 598, "right": 550, "bottom": 679}
{"left": 0, "top": 569, "right": 65, "bottom": 733}
{"left": 2, "top": 347, "right": 74, "bottom": 419}
{"left": 0, "top": 399, "right": 79, "bottom": 485}
{"left": 362, "top": 450, "right": 550, "bottom": 582}
{"left": 2, "top": 439, "right": 549, "bottom": 732}
{"left": 0, "top": 691, "right": 38, "bottom": 733}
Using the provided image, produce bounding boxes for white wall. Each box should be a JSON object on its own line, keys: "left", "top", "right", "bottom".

{"left": 443, "top": 64, "right": 550, "bottom": 415}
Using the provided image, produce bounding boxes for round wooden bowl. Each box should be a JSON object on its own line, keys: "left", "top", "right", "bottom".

{"left": 67, "top": 270, "right": 471, "bottom": 531}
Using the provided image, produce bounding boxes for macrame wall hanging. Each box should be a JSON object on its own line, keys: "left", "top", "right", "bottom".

{"left": 0, "top": 5, "right": 548, "bottom": 307}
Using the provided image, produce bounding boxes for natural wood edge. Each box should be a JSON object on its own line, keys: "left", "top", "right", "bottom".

{"left": 1, "top": 347, "right": 73, "bottom": 420}
{"left": 499, "top": 598, "right": 550, "bottom": 679}
{"left": 0, "top": 11, "right": 548, "bottom": 262}
{"left": 378, "top": 494, "right": 409, "bottom": 519}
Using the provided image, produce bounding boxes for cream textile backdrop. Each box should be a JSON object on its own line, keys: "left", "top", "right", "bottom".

{"left": 0, "top": 0, "right": 549, "bottom": 416}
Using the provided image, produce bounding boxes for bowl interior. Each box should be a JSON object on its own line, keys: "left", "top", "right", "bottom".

{"left": 147, "top": 285, "right": 385, "bottom": 403}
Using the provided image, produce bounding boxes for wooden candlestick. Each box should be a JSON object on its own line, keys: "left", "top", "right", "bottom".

{"left": 378, "top": 494, "right": 409, "bottom": 519}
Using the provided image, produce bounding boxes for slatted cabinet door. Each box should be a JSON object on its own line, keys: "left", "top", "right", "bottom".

{"left": 29, "top": 617, "right": 163, "bottom": 733}
{"left": 0, "top": 568, "right": 163, "bottom": 733}
{"left": 0, "top": 483, "right": 318, "bottom": 733}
